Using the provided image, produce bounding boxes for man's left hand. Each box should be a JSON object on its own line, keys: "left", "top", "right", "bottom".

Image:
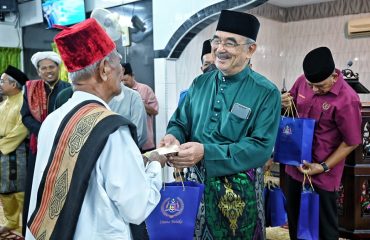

{"left": 169, "top": 142, "right": 204, "bottom": 168}
{"left": 297, "top": 160, "right": 324, "bottom": 176}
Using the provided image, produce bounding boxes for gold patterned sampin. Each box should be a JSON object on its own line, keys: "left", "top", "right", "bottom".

{"left": 218, "top": 182, "right": 246, "bottom": 236}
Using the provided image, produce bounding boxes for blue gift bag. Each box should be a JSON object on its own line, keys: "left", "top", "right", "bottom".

{"left": 297, "top": 174, "right": 319, "bottom": 240}
{"left": 146, "top": 181, "right": 205, "bottom": 240}
{"left": 265, "top": 186, "right": 287, "bottom": 227}
{"left": 274, "top": 116, "right": 315, "bottom": 166}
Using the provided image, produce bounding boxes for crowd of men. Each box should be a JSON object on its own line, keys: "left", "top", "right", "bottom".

{"left": 0, "top": 8, "right": 361, "bottom": 240}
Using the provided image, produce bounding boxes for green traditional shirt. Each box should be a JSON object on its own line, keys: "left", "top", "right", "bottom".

{"left": 167, "top": 66, "right": 281, "bottom": 177}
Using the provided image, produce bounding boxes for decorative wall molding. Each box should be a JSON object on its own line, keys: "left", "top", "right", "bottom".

{"left": 286, "top": 0, "right": 370, "bottom": 22}
{"left": 154, "top": 0, "right": 268, "bottom": 59}
{"left": 249, "top": 0, "right": 370, "bottom": 22}
{"left": 154, "top": 0, "right": 370, "bottom": 59}
{"left": 248, "top": 3, "right": 285, "bottom": 22}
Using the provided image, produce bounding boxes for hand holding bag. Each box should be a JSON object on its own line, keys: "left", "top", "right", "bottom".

{"left": 297, "top": 173, "right": 319, "bottom": 240}
{"left": 274, "top": 100, "right": 315, "bottom": 166}
{"left": 264, "top": 171, "right": 287, "bottom": 227}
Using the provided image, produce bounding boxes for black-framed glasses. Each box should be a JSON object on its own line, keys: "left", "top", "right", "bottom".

{"left": 0, "top": 78, "right": 14, "bottom": 85}
{"left": 0, "top": 78, "right": 8, "bottom": 85}
{"left": 209, "top": 38, "right": 250, "bottom": 49}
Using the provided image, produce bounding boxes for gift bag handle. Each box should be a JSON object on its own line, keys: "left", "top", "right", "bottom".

{"left": 283, "top": 98, "right": 300, "bottom": 118}
{"left": 302, "top": 172, "right": 315, "bottom": 192}
{"left": 163, "top": 168, "right": 185, "bottom": 191}
{"left": 264, "top": 170, "right": 279, "bottom": 189}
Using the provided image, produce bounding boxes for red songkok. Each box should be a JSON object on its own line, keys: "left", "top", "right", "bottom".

{"left": 54, "top": 18, "right": 116, "bottom": 73}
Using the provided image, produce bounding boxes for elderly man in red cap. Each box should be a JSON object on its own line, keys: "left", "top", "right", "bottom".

{"left": 281, "top": 47, "right": 362, "bottom": 240}
{"left": 25, "top": 18, "right": 165, "bottom": 240}
{"left": 0, "top": 66, "right": 28, "bottom": 235}
{"left": 161, "top": 10, "right": 281, "bottom": 239}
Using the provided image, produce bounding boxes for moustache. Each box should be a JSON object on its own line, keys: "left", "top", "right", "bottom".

{"left": 216, "top": 52, "right": 231, "bottom": 59}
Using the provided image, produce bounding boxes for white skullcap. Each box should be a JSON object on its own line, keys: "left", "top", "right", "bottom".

{"left": 31, "top": 51, "right": 62, "bottom": 69}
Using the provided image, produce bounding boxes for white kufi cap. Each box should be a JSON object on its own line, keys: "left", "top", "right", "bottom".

{"left": 31, "top": 51, "right": 62, "bottom": 69}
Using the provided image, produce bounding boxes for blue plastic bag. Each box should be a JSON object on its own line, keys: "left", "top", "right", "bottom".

{"left": 297, "top": 174, "right": 319, "bottom": 240}
{"left": 274, "top": 116, "right": 315, "bottom": 166}
{"left": 146, "top": 181, "right": 205, "bottom": 240}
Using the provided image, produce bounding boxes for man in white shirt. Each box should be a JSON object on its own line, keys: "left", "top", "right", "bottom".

{"left": 26, "top": 18, "right": 164, "bottom": 240}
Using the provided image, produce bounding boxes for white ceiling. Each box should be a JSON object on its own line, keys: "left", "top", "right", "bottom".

{"left": 268, "top": 0, "right": 335, "bottom": 8}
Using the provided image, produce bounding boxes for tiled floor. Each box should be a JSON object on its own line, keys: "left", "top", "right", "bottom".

{"left": 0, "top": 202, "right": 349, "bottom": 240}
{"left": 266, "top": 227, "right": 290, "bottom": 240}
{"left": 266, "top": 226, "right": 349, "bottom": 240}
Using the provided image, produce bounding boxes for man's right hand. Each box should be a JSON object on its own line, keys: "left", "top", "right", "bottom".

{"left": 147, "top": 151, "right": 167, "bottom": 168}
{"left": 281, "top": 92, "right": 292, "bottom": 108}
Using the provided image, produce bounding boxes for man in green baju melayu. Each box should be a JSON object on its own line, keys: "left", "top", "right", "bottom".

{"left": 160, "top": 10, "right": 281, "bottom": 239}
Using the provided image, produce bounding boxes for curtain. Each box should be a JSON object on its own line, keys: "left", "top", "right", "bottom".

{"left": 51, "top": 42, "right": 69, "bottom": 82}
{"left": 0, "top": 47, "right": 21, "bottom": 74}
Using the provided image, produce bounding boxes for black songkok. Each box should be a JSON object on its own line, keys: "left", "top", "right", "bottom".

{"left": 303, "top": 47, "right": 335, "bottom": 83}
{"left": 201, "top": 40, "right": 212, "bottom": 62}
{"left": 4, "top": 65, "right": 28, "bottom": 86}
{"left": 216, "top": 10, "right": 260, "bottom": 41}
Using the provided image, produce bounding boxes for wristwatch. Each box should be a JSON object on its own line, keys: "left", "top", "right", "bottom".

{"left": 320, "top": 162, "right": 330, "bottom": 173}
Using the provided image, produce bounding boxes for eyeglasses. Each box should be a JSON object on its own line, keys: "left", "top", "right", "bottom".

{"left": 0, "top": 79, "right": 9, "bottom": 85}
{"left": 0, "top": 78, "right": 15, "bottom": 86}
{"left": 209, "top": 38, "right": 251, "bottom": 49}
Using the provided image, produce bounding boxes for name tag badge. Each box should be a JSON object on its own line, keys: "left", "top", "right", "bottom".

{"left": 231, "top": 103, "right": 251, "bottom": 119}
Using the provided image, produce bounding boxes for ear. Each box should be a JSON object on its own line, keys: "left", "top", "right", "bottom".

{"left": 246, "top": 44, "right": 257, "bottom": 59}
{"left": 332, "top": 72, "right": 339, "bottom": 82}
{"left": 98, "top": 58, "right": 110, "bottom": 82}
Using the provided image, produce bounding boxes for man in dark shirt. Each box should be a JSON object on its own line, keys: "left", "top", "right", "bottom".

{"left": 20, "top": 51, "right": 70, "bottom": 235}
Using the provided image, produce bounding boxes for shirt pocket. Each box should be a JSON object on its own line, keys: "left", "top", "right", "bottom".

{"left": 218, "top": 112, "right": 248, "bottom": 142}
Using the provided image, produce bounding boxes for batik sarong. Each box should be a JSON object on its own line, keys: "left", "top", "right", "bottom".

{"left": 205, "top": 170, "right": 261, "bottom": 240}
{"left": 186, "top": 164, "right": 264, "bottom": 240}
{"left": 0, "top": 143, "right": 26, "bottom": 193}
